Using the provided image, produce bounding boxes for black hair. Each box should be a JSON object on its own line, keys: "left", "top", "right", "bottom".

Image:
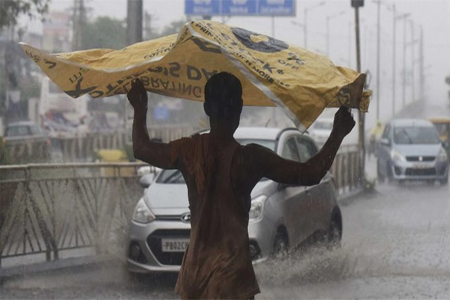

{"left": 204, "top": 72, "right": 243, "bottom": 120}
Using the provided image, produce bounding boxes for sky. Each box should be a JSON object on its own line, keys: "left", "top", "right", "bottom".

{"left": 20, "top": 0, "right": 450, "bottom": 128}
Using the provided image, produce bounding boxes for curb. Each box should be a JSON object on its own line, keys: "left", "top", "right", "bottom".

{"left": 0, "top": 255, "right": 114, "bottom": 280}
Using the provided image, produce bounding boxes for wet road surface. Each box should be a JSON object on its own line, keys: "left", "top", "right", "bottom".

{"left": 1, "top": 179, "right": 449, "bottom": 299}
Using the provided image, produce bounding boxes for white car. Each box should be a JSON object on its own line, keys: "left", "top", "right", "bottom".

{"left": 310, "top": 118, "right": 334, "bottom": 146}
{"left": 127, "top": 127, "right": 342, "bottom": 273}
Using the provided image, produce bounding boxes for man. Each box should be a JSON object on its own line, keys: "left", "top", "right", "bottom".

{"left": 127, "top": 72, "right": 355, "bottom": 299}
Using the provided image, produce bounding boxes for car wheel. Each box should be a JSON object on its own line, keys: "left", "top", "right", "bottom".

{"left": 271, "top": 229, "right": 289, "bottom": 259}
{"left": 327, "top": 219, "right": 342, "bottom": 250}
{"left": 377, "top": 160, "right": 385, "bottom": 183}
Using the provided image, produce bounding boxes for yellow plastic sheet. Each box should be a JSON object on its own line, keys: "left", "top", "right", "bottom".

{"left": 20, "top": 20, "right": 370, "bottom": 131}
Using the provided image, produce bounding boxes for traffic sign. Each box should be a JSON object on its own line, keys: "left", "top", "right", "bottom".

{"left": 222, "top": 0, "right": 257, "bottom": 15}
{"left": 351, "top": 0, "right": 364, "bottom": 8}
{"left": 185, "top": 0, "right": 221, "bottom": 15}
{"left": 185, "top": 0, "right": 296, "bottom": 16}
{"left": 258, "top": 0, "right": 295, "bottom": 16}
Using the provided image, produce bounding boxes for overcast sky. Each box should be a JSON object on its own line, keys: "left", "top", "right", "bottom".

{"left": 20, "top": 0, "right": 450, "bottom": 126}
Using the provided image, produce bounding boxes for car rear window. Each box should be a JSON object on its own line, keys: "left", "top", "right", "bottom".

{"left": 314, "top": 121, "right": 333, "bottom": 130}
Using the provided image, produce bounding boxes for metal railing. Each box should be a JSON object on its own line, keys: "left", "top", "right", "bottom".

{"left": 5, "top": 125, "right": 197, "bottom": 163}
{"left": 0, "top": 144, "right": 363, "bottom": 266}
{"left": 331, "top": 144, "right": 363, "bottom": 196}
{"left": 0, "top": 162, "right": 151, "bottom": 266}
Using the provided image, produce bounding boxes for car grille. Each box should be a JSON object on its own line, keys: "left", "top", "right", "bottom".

{"left": 405, "top": 168, "right": 436, "bottom": 176}
{"left": 406, "top": 156, "right": 435, "bottom": 162}
{"left": 147, "top": 229, "right": 190, "bottom": 266}
{"left": 156, "top": 215, "right": 184, "bottom": 221}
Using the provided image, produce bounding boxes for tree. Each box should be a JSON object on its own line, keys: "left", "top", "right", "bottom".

{"left": 0, "top": 0, "right": 50, "bottom": 31}
{"left": 81, "top": 17, "right": 127, "bottom": 50}
{"left": 160, "top": 18, "right": 191, "bottom": 37}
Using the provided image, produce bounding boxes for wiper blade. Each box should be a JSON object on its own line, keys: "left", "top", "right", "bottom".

{"left": 163, "top": 171, "right": 183, "bottom": 183}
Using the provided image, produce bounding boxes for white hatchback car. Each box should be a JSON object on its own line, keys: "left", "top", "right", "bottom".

{"left": 127, "top": 127, "right": 342, "bottom": 273}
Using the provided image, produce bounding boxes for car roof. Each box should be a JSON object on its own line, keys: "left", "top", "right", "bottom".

{"left": 390, "top": 119, "right": 434, "bottom": 128}
{"left": 196, "top": 127, "right": 307, "bottom": 141}
{"left": 233, "top": 127, "right": 300, "bottom": 140}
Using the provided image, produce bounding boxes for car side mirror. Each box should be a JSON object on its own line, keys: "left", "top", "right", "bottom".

{"left": 139, "top": 173, "right": 155, "bottom": 188}
{"left": 277, "top": 183, "right": 289, "bottom": 191}
{"left": 379, "top": 138, "right": 390, "bottom": 146}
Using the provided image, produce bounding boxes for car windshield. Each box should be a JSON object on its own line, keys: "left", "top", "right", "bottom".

{"left": 393, "top": 126, "right": 441, "bottom": 144}
{"left": 157, "top": 138, "right": 276, "bottom": 183}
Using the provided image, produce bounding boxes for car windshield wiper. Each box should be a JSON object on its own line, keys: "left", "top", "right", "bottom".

{"left": 397, "top": 128, "right": 413, "bottom": 144}
{"left": 162, "top": 171, "right": 183, "bottom": 183}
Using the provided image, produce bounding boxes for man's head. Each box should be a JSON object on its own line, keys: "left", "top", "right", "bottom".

{"left": 204, "top": 72, "right": 243, "bottom": 122}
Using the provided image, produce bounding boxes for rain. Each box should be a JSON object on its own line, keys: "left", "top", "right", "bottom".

{"left": 1, "top": 0, "right": 450, "bottom": 299}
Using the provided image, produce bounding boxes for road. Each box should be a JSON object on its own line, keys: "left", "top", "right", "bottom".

{"left": 2, "top": 175, "right": 449, "bottom": 299}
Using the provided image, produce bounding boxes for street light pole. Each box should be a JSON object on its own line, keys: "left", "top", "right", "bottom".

{"left": 410, "top": 20, "right": 416, "bottom": 103}
{"left": 394, "top": 12, "right": 410, "bottom": 111}
{"left": 271, "top": 16, "right": 275, "bottom": 38}
{"left": 326, "top": 11, "right": 345, "bottom": 57}
{"left": 291, "top": 20, "right": 305, "bottom": 45}
{"left": 402, "top": 15, "right": 410, "bottom": 109}
{"left": 304, "top": 1, "right": 325, "bottom": 48}
{"left": 419, "top": 25, "right": 424, "bottom": 101}
{"left": 304, "top": 8, "right": 307, "bottom": 48}
{"left": 392, "top": 4, "right": 396, "bottom": 117}
{"left": 376, "top": 0, "right": 381, "bottom": 121}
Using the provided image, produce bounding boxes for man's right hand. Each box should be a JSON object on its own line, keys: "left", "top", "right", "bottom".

{"left": 127, "top": 79, "right": 148, "bottom": 111}
{"left": 332, "top": 106, "right": 356, "bottom": 138}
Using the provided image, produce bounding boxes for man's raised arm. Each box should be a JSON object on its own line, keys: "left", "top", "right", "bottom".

{"left": 254, "top": 107, "right": 355, "bottom": 186}
{"left": 127, "top": 79, "right": 174, "bottom": 169}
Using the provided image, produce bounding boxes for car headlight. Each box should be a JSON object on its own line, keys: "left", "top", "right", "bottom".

{"left": 249, "top": 195, "right": 268, "bottom": 221}
{"left": 438, "top": 148, "right": 448, "bottom": 162}
{"left": 390, "top": 149, "right": 406, "bottom": 162}
{"left": 132, "top": 198, "right": 155, "bottom": 223}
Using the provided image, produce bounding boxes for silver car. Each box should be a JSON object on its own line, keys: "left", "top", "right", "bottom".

{"left": 377, "top": 119, "right": 449, "bottom": 185}
{"left": 127, "top": 127, "right": 342, "bottom": 273}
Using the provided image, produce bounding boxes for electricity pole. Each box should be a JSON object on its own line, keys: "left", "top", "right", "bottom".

{"left": 72, "top": 0, "right": 87, "bottom": 50}
{"left": 392, "top": 4, "right": 396, "bottom": 117}
{"left": 375, "top": 0, "right": 380, "bottom": 121}
{"left": 125, "top": 0, "right": 143, "bottom": 136}
{"left": 351, "top": 0, "right": 365, "bottom": 184}
{"left": 127, "top": 0, "right": 143, "bottom": 45}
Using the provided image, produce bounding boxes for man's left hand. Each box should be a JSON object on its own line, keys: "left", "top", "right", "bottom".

{"left": 127, "top": 79, "right": 148, "bottom": 111}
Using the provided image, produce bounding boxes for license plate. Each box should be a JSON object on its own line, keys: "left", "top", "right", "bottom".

{"left": 161, "top": 239, "right": 189, "bottom": 252}
{"left": 412, "top": 164, "right": 433, "bottom": 169}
